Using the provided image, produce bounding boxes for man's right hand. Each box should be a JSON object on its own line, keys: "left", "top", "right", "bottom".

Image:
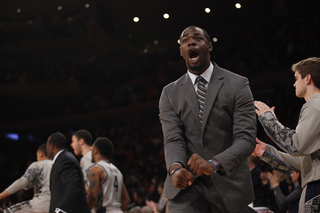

{"left": 253, "top": 138, "right": 266, "bottom": 157}
{"left": 171, "top": 168, "right": 195, "bottom": 189}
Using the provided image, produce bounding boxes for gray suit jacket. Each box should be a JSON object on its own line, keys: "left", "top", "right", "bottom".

{"left": 159, "top": 62, "right": 256, "bottom": 212}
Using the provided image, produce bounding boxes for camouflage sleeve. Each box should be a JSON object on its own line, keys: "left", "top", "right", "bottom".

{"left": 260, "top": 151, "right": 300, "bottom": 172}
{"left": 23, "top": 164, "right": 42, "bottom": 190}
{"left": 258, "top": 111, "right": 298, "bottom": 154}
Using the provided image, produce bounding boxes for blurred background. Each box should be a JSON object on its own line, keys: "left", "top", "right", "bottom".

{"left": 0, "top": 0, "right": 319, "bottom": 210}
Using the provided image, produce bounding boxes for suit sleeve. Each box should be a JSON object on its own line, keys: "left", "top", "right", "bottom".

{"left": 214, "top": 78, "right": 256, "bottom": 175}
{"left": 159, "top": 86, "right": 188, "bottom": 171}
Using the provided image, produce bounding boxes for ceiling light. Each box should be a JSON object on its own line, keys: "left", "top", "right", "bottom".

{"left": 235, "top": 3, "right": 241, "bottom": 9}
{"left": 213, "top": 37, "right": 218, "bottom": 42}
{"left": 163, "top": 13, "right": 169, "bottom": 19}
{"left": 57, "top": 6, "right": 62, "bottom": 10}
{"left": 205, "top": 8, "right": 211, "bottom": 13}
{"left": 17, "top": 8, "right": 21, "bottom": 13}
{"left": 133, "top": 17, "right": 139, "bottom": 22}
{"left": 85, "top": 3, "right": 90, "bottom": 8}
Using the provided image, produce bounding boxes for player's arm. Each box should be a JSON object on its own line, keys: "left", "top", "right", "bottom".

{"left": 0, "top": 165, "right": 35, "bottom": 200}
{"left": 86, "top": 166, "right": 102, "bottom": 210}
{"left": 120, "top": 183, "right": 130, "bottom": 211}
{"left": 0, "top": 189, "right": 9, "bottom": 200}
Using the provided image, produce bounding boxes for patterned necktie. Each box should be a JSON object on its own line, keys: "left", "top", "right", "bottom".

{"left": 196, "top": 76, "right": 207, "bottom": 125}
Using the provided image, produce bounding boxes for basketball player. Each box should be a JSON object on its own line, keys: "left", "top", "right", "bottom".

{"left": 71, "top": 129, "right": 94, "bottom": 191}
{"left": 0, "top": 144, "right": 52, "bottom": 213}
{"left": 87, "top": 137, "right": 130, "bottom": 213}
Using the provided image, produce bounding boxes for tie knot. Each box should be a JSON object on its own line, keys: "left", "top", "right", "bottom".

{"left": 196, "top": 76, "right": 206, "bottom": 86}
{"left": 196, "top": 76, "right": 203, "bottom": 83}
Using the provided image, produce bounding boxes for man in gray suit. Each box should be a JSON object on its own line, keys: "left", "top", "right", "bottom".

{"left": 159, "top": 26, "right": 257, "bottom": 213}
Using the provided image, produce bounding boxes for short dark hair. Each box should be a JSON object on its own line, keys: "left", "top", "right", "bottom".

{"left": 180, "top": 26, "right": 211, "bottom": 43}
{"left": 292, "top": 57, "right": 320, "bottom": 89}
{"left": 48, "top": 133, "right": 67, "bottom": 149}
{"left": 37, "top": 143, "right": 48, "bottom": 157}
{"left": 94, "top": 137, "right": 114, "bottom": 158}
{"left": 73, "top": 129, "right": 92, "bottom": 146}
{"left": 199, "top": 27, "right": 211, "bottom": 43}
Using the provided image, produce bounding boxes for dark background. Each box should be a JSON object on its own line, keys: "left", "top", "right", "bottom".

{"left": 0, "top": 0, "right": 319, "bottom": 209}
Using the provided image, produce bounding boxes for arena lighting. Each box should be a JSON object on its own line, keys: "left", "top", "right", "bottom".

{"left": 154, "top": 40, "right": 159, "bottom": 45}
{"left": 133, "top": 17, "right": 139, "bottom": 22}
{"left": 28, "top": 20, "right": 33, "bottom": 25}
{"left": 6, "top": 133, "right": 19, "bottom": 141}
{"left": 213, "top": 37, "right": 218, "bottom": 42}
{"left": 177, "top": 39, "right": 180, "bottom": 44}
{"left": 17, "top": 8, "right": 21, "bottom": 13}
{"left": 235, "top": 3, "right": 241, "bottom": 9}
{"left": 57, "top": 6, "right": 62, "bottom": 11}
{"left": 163, "top": 13, "right": 169, "bottom": 19}
{"left": 205, "top": 8, "right": 211, "bottom": 13}
{"left": 85, "top": 3, "right": 90, "bottom": 8}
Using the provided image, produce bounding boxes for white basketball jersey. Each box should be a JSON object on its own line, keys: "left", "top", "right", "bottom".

{"left": 81, "top": 150, "right": 94, "bottom": 186}
{"left": 94, "top": 160, "right": 123, "bottom": 213}
{"left": 24, "top": 159, "right": 52, "bottom": 212}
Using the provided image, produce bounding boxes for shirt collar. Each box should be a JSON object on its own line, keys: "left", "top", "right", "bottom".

{"left": 188, "top": 62, "right": 214, "bottom": 85}
{"left": 52, "top": 149, "right": 64, "bottom": 164}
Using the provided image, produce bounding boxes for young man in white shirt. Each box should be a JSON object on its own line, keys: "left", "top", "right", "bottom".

{"left": 71, "top": 129, "right": 94, "bottom": 191}
{"left": 254, "top": 57, "right": 320, "bottom": 212}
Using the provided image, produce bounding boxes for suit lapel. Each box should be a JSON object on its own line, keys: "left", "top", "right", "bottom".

{"left": 202, "top": 63, "right": 224, "bottom": 128}
{"left": 181, "top": 74, "right": 199, "bottom": 123}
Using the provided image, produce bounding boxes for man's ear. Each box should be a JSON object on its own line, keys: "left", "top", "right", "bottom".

{"left": 39, "top": 151, "right": 44, "bottom": 158}
{"left": 208, "top": 42, "right": 213, "bottom": 52}
{"left": 49, "top": 142, "right": 54, "bottom": 151}
{"left": 306, "top": 74, "right": 312, "bottom": 85}
{"left": 79, "top": 138, "right": 85, "bottom": 146}
{"left": 92, "top": 148, "right": 98, "bottom": 156}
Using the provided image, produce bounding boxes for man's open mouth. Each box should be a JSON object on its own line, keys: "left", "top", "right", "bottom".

{"left": 189, "top": 50, "right": 199, "bottom": 59}
{"left": 189, "top": 50, "right": 199, "bottom": 63}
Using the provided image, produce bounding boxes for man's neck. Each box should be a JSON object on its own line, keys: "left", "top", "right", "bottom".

{"left": 39, "top": 157, "right": 50, "bottom": 161}
{"left": 304, "top": 88, "right": 320, "bottom": 102}
{"left": 95, "top": 156, "right": 109, "bottom": 164}
{"left": 82, "top": 145, "right": 92, "bottom": 156}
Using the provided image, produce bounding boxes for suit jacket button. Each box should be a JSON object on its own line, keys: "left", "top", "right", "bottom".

{"left": 204, "top": 143, "right": 208, "bottom": 147}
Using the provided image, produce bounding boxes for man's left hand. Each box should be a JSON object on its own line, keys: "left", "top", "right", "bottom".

{"left": 187, "top": 154, "right": 215, "bottom": 176}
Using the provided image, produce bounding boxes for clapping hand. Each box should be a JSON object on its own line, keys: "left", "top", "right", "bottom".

{"left": 254, "top": 101, "right": 275, "bottom": 116}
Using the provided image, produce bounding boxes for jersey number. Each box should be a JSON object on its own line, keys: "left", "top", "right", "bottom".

{"left": 114, "top": 176, "right": 119, "bottom": 192}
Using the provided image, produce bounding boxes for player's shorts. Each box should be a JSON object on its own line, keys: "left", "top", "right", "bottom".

{"left": 299, "top": 179, "right": 320, "bottom": 213}
{"left": 3, "top": 201, "right": 46, "bottom": 213}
